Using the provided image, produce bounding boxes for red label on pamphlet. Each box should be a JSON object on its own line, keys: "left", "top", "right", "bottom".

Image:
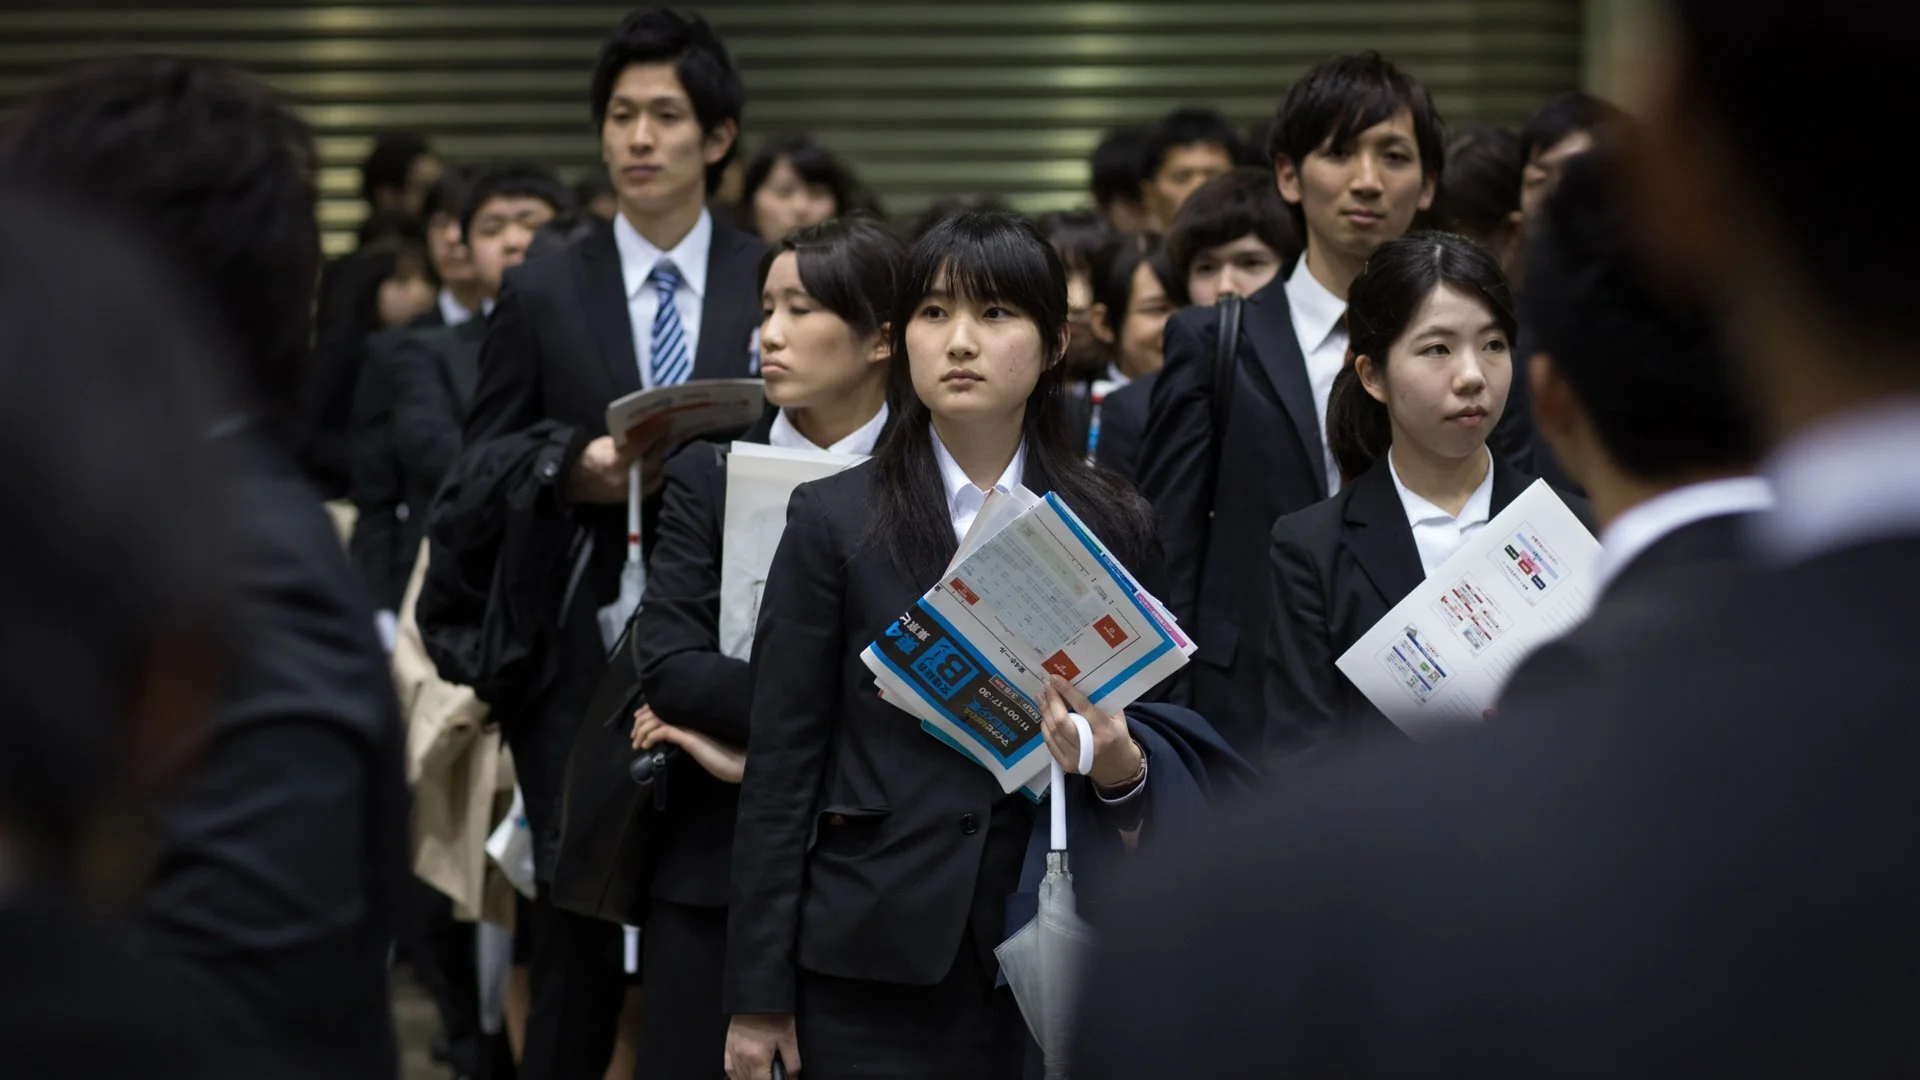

{"left": 950, "top": 577, "right": 980, "bottom": 605}
{"left": 1043, "top": 651, "right": 1080, "bottom": 680}
{"left": 1094, "top": 615, "right": 1128, "bottom": 648}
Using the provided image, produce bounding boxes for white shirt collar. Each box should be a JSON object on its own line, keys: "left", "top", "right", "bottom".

{"left": 1389, "top": 449, "right": 1496, "bottom": 528}
{"left": 930, "top": 423, "right": 1027, "bottom": 543}
{"left": 437, "top": 287, "right": 474, "bottom": 328}
{"left": 767, "top": 402, "right": 889, "bottom": 456}
{"left": 614, "top": 208, "right": 713, "bottom": 301}
{"left": 1284, "top": 256, "right": 1347, "bottom": 355}
{"left": 1593, "top": 476, "right": 1774, "bottom": 591}
{"left": 1104, "top": 363, "right": 1132, "bottom": 387}
{"left": 1757, "top": 398, "right": 1920, "bottom": 562}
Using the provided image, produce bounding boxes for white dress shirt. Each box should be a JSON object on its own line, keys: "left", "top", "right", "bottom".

{"left": 436, "top": 287, "right": 474, "bottom": 328}
{"left": 614, "top": 208, "right": 713, "bottom": 388}
{"left": 1592, "top": 476, "right": 1775, "bottom": 591}
{"left": 767, "top": 403, "right": 889, "bottom": 456}
{"left": 1284, "top": 257, "right": 1349, "bottom": 496}
{"left": 931, "top": 424, "right": 1026, "bottom": 544}
{"left": 1756, "top": 398, "right": 1920, "bottom": 563}
{"left": 1388, "top": 449, "right": 1496, "bottom": 577}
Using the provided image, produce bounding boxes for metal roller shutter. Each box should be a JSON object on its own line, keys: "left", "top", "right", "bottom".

{"left": 0, "top": 1, "right": 1582, "bottom": 255}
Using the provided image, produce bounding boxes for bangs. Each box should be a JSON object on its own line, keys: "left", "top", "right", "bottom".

{"left": 904, "top": 212, "right": 1061, "bottom": 318}
{"left": 1321, "top": 81, "right": 1413, "bottom": 157}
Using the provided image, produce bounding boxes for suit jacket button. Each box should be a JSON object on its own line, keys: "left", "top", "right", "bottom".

{"left": 959, "top": 813, "right": 980, "bottom": 835}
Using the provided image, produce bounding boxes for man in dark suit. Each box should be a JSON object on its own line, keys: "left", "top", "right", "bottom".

{"left": 1497, "top": 148, "right": 1769, "bottom": 711}
{"left": 1074, "top": 2, "right": 1920, "bottom": 1073}
{"left": 439, "top": 10, "right": 765, "bottom": 1079}
{"left": 1139, "top": 53, "right": 1513, "bottom": 759}
{"left": 1, "top": 57, "right": 409, "bottom": 1078}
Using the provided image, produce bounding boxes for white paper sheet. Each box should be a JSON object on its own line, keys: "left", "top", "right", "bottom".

{"left": 720, "top": 443, "right": 867, "bottom": 660}
{"left": 1335, "top": 480, "right": 1599, "bottom": 736}
{"left": 605, "top": 379, "right": 766, "bottom": 450}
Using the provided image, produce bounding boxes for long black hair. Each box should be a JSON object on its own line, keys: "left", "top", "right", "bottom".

{"left": 869, "top": 210, "right": 1157, "bottom": 584}
{"left": 1327, "top": 231, "right": 1518, "bottom": 481}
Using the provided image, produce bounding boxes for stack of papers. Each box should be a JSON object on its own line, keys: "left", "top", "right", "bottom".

{"left": 862, "top": 487, "right": 1194, "bottom": 799}
{"left": 720, "top": 443, "right": 868, "bottom": 660}
{"left": 1335, "top": 480, "right": 1601, "bottom": 735}
{"left": 606, "top": 379, "right": 766, "bottom": 449}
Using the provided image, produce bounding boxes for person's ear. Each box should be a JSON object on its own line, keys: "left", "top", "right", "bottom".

{"left": 1416, "top": 169, "right": 1438, "bottom": 213}
{"left": 1275, "top": 156, "right": 1303, "bottom": 206}
{"left": 866, "top": 323, "right": 891, "bottom": 366}
{"left": 702, "top": 118, "right": 739, "bottom": 167}
{"left": 1355, "top": 350, "right": 1389, "bottom": 404}
{"left": 1089, "top": 302, "right": 1117, "bottom": 346}
{"left": 1052, "top": 324, "right": 1072, "bottom": 368}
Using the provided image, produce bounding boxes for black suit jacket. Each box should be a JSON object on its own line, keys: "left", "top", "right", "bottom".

{"left": 1140, "top": 274, "right": 1537, "bottom": 759}
{"left": 347, "top": 310, "right": 447, "bottom": 609}
{"left": 458, "top": 214, "right": 766, "bottom": 877}
{"left": 143, "top": 429, "right": 408, "bottom": 1078}
{"left": 727, "top": 463, "right": 1049, "bottom": 1015}
{"left": 1076, "top": 534, "right": 1920, "bottom": 1077}
{"left": 1497, "top": 510, "right": 1755, "bottom": 714}
{"left": 631, "top": 413, "right": 776, "bottom": 909}
{"left": 391, "top": 316, "right": 486, "bottom": 540}
{"left": 1093, "top": 372, "right": 1154, "bottom": 481}
{"left": 1263, "top": 454, "right": 1571, "bottom": 762}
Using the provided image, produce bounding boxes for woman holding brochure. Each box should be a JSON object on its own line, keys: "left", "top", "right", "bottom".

{"left": 1260, "top": 232, "right": 1590, "bottom": 768}
{"left": 626, "top": 214, "right": 901, "bottom": 1080}
{"left": 724, "top": 210, "right": 1160, "bottom": 1080}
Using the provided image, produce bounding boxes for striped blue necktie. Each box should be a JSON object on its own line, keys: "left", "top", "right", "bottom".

{"left": 648, "top": 259, "right": 692, "bottom": 387}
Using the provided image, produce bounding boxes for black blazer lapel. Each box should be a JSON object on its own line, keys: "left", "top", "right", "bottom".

{"left": 1241, "top": 274, "right": 1331, "bottom": 499}
{"left": 1489, "top": 454, "right": 1534, "bottom": 515}
{"left": 694, "top": 221, "right": 763, "bottom": 381}
{"left": 574, "top": 222, "right": 642, "bottom": 398}
{"left": 445, "top": 318, "right": 487, "bottom": 405}
{"left": 1343, "top": 456, "right": 1426, "bottom": 604}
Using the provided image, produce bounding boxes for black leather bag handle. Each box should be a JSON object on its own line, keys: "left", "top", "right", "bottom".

{"left": 1202, "top": 293, "right": 1244, "bottom": 511}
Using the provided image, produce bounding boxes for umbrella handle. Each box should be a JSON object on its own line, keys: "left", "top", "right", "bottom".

{"left": 1052, "top": 711, "right": 1095, "bottom": 851}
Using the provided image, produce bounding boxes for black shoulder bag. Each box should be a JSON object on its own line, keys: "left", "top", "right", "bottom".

{"left": 1201, "top": 293, "right": 1245, "bottom": 510}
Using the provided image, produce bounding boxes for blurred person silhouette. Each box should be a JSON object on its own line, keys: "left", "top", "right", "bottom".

{"left": 1138, "top": 106, "right": 1242, "bottom": 229}
{"left": 1038, "top": 209, "right": 1117, "bottom": 383}
{"left": 577, "top": 171, "right": 620, "bottom": 224}
{"left": 0, "top": 55, "right": 410, "bottom": 1079}
{"left": 1088, "top": 124, "right": 1150, "bottom": 231}
{"left": 1077, "top": 1, "right": 1920, "bottom": 1073}
{"left": 0, "top": 187, "right": 234, "bottom": 1079}
{"left": 1518, "top": 92, "right": 1626, "bottom": 242}
{"left": 1084, "top": 230, "right": 1178, "bottom": 464}
{"left": 739, "top": 134, "right": 858, "bottom": 244}
{"left": 1431, "top": 124, "right": 1525, "bottom": 278}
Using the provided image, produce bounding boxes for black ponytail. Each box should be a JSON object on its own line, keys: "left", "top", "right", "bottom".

{"left": 868, "top": 210, "right": 1158, "bottom": 585}
{"left": 1327, "top": 230, "right": 1517, "bottom": 480}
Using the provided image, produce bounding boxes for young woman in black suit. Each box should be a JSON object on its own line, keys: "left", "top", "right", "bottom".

{"left": 723, "top": 210, "right": 1160, "bottom": 1080}
{"left": 625, "top": 214, "right": 903, "bottom": 1080}
{"left": 1261, "top": 232, "right": 1584, "bottom": 766}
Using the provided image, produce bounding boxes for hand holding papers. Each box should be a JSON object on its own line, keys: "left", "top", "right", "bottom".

{"left": 721, "top": 443, "right": 868, "bottom": 660}
{"left": 863, "top": 487, "right": 1194, "bottom": 797}
{"left": 605, "top": 379, "right": 766, "bottom": 450}
{"left": 1336, "top": 481, "right": 1600, "bottom": 735}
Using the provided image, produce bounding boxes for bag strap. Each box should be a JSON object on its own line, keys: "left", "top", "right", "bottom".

{"left": 1202, "top": 293, "right": 1245, "bottom": 509}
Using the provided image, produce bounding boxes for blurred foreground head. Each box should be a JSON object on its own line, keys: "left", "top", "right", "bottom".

{"left": 1636, "top": 0, "right": 1920, "bottom": 434}
{"left": 0, "top": 55, "right": 320, "bottom": 436}
{"left": 0, "top": 190, "right": 229, "bottom": 901}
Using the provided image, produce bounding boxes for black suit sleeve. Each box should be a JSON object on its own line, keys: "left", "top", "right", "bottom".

{"left": 726, "top": 483, "right": 845, "bottom": 1016}
{"left": 346, "top": 336, "right": 403, "bottom": 608}
{"left": 1263, "top": 518, "right": 1344, "bottom": 762}
{"left": 1137, "top": 309, "right": 1218, "bottom": 630}
{"left": 635, "top": 445, "right": 752, "bottom": 746}
{"left": 1093, "top": 384, "right": 1145, "bottom": 482}
{"left": 390, "top": 332, "right": 465, "bottom": 497}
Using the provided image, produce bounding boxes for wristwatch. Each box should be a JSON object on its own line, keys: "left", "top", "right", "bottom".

{"left": 1094, "top": 738, "right": 1148, "bottom": 798}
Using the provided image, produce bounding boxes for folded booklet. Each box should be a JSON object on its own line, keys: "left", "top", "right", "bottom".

{"left": 605, "top": 379, "right": 766, "bottom": 450}
{"left": 720, "top": 443, "right": 868, "bottom": 661}
{"left": 863, "top": 487, "right": 1194, "bottom": 797}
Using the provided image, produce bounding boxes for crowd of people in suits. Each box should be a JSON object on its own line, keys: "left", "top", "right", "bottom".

{"left": 3, "top": 0, "right": 1916, "bottom": 1077}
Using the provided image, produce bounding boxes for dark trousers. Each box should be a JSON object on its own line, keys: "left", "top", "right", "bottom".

{"left": 521, "top": 890, "right": 625, "bottom": 1080}
{"left": 632, "top": 899, "right": 728, "bottom": 1080}
{"left": 399, "top": 877, "right": 482, "bottom": 1075}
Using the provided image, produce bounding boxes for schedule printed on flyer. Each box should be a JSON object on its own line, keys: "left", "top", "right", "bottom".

{"left": 1335, "top": 480, "right": 1600, "bottom": 736}
{"left": 863, "top": 487, "right": 1193, "bottom": 797}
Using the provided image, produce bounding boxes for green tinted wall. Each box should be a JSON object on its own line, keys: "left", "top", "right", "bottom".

{"left": 0, "top": 1, "right": 1582, "bottom": 254}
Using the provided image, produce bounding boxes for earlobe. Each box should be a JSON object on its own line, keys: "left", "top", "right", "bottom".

{"left": 867, "top": 324, "right": 892, "bottom": 365}
{"left": 1417, "top": 173, "right": 1438, "bottom": 212}
{"left": 1355, "top": 353, "right": 1390, "bottom": 405}
{"left": 1275, "top": 157, "right": 1302, "bottom": 205}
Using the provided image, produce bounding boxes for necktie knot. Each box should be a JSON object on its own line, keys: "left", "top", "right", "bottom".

{"left": 650, "top": 259, "right": 682, "bottom": 296}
